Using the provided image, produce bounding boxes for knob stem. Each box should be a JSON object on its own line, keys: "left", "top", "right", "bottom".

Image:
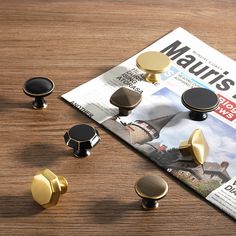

{"left": 189, "top": 111, "right": 207, "bottom": 121}
{"left": 58, "top": 176, "right": 68, "bottom": 194}
{"left": 179, "top": 141, "right": 191, "bottom": 156}
{"left": 142, "top": 199, "right": 159, "bottom": 210}
{"left": 73, "top": 148, "right": 91, "bottom": 158}
{"left": 33, "top": 97, "right": 47, "bottom": 109}
{"left": 119, "top": 107, "right": 130, "bottom": 116}
{"left": 145, "top": 73, "right": 160, "bottom": 83}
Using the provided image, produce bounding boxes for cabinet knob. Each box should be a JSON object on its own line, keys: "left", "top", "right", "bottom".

{"left": 110, "top": 87, "right": 142, "bottom": 116}
{"left": 179, "top": 129, "right": 209, "bottom": 165}
{"left": 31, "top": 169, "right": 68, "bottom": 208}
{"left": 135, "top": 175, "right": 168, "bottom": 210}
{"left": 181, "top": 87, "right": 219, "bottom": 121}
{"left": 64, "top": 124, "right": 100, "bottom": 157}
{"left": 23, "top": 77, "right": 55, "bottom": 109}
{"left": 136, "top": 51, "right": 171, "bottom": 83}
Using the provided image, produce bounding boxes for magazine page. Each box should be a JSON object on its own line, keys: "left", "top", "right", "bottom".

{"left": 62, "top": 27, "right": 236, "bottom": 219}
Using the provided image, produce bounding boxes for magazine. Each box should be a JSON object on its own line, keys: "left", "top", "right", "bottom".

{"left": 62, "top": 27, "right": 236, "bottom": 219}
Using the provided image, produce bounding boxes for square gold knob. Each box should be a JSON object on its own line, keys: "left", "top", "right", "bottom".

{"left": 179, "top": 129, "right": 209, "bottom": 165}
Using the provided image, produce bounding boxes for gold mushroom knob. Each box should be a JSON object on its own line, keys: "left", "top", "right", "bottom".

{"left": 136, "top": 51, "right": 171, "bottom": 83}
{"left": 135, "top": 175, "right": 168, "bottom": 210}
{"left": 31, "top": 169, "right": 68, "bottom": 208}
{"left": 179, "top": 129, "right": 209, "bottom": 165}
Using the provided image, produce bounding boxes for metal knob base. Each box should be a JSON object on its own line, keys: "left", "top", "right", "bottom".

{"left": 141, "top": 199, "right": 159, "bottom": 210}
{"left": 189, "top": 111, "right": 208, "bottom": 121}
{"left": 32, "top": 97, "right": 48, "bottom": 109}
{"left": 144, "top": 73, "right": 160, "bottom": 83}
{"left": 118, "top": 107, "right": 131, "bottom": 116}
{"left": 73, "top": 148, "right": 91, "bottom": 158}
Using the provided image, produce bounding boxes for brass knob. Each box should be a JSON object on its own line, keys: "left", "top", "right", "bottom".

{"left": 31, "top": 169, "right": 68, "bottom": 208}
{"left": 110, "top": 87, "right": 142, "bottom": 116}
{"left": 64, "top": 124, "right": 100, "bottom": 157}
{"left": 179, "top": 129, "right": 209, "bottom": 165}
{"left": 136, "top": 51, "right": 171, "bottom": 83}
{"left": 23, "top": 77, "right": 55, "bottom": 109}
{"left": 181, "top": 87, "right": 219, "bottom": 121}
{"left": 135, "top": 175, "right": 168, "bottom": 210}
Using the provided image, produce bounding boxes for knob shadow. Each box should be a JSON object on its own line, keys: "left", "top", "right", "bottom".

{"left": 0, "top": 191, "right": 43, "bottom": 218}
{"left": 20, "top": 143, "right": 68, "bottom": 167}
{"left": 89, "top": 198, "right": 138, "bottom": 224}
{"left": 0, "top": 96, "right": 32, "bottom": 112}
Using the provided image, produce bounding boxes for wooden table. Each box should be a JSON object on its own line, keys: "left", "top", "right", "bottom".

{"left": 0, "top": 1, "right": 235, "bottom": 235}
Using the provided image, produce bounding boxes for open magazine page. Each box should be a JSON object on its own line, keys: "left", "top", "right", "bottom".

{"left": 62, "top": 27, "right": 236, "bottom": 219}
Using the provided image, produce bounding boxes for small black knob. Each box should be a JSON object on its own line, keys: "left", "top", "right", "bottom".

{"left": 135, "top": 175, "right": 168, "bottom": 210}
{"left": 110, "top": 87, "right": 142, "bottom": 116}
{"left": 64, "top": 124, "right": 100, "bottom": 157}
{"left": 181, "top": 87, "right": 219, "bottom": 121}
{"left": 23, "top": 77, "right": 55, "bottom": 109}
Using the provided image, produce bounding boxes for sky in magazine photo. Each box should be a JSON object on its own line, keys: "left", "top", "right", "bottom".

{"left": 119, "top": 87, "right": 236, "bottom": 177}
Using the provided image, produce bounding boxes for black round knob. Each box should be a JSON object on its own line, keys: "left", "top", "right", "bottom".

{"left": 23, "top": 77, "right": 55, "bottom": 109}
{"left": 64, "top": 124, "right": 100, "bottom": 157}
{"left": 135, "top": 175, "right": 168, "bottom": 210}
{"left": 181, "top": 87, "right": 219, "bottom": 121}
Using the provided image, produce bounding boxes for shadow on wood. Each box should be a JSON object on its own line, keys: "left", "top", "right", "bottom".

{"left": 0, "top": 192, "right": 43, "bottom": 218}
{"left": 89, "top": 198, "right": 138, "bottom": 224}
{"left": 19, "top": 143, "right": 69, "bottom": 167}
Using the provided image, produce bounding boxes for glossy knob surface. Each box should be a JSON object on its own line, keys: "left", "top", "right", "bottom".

{"left": 135, "top": 175, "right": 168, "bottom": 210}
{"left": 64, "top": 124, "right": 100, "bottom": 157}
{"left": 179, "top": 129, "right": 209, "bottom": 165}
{"left": 110, "top": 87, "right": 142, "bottom": 116}
{"left": 23, "top": 77, "right": 55, "bottom": 109}
{"left": 136, "top": 51, "right": 171, "bottom": 83}
{"left": 181, "top": 87, "right": 219, "bottom": 121}
{"left": 31, "top": 169, "right": 68, "bottom": 208}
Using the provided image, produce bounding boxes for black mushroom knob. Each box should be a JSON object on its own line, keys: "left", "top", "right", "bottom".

{"left": 64, "top": 124, "right": 100, "bottom": 157}
{"left": 135, "top": 175, "right": 168, "bottom": 210}
{"left": 23, "top": 77, "right": 55, "bottom": 109}
{"left": 110, "top": 87, "right": 142, "bottom": 116}
{"left": 181, "top": 87, "right": 219, "bottom": 121}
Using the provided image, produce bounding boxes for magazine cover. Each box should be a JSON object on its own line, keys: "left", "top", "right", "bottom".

{"left": 62, "top": 28, "right": 236, "bottom": 219}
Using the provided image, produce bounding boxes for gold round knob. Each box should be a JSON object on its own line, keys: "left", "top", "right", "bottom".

{"left": 135, "top": 175, "right": 168, "bottom": 210}
{"left": 31, "top": 169, "right": 68, "bottom": 208}
{"left": 136, "top": 51, "right": 171, "bottom": 83}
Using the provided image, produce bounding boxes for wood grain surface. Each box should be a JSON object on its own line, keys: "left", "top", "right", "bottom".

{"left": 0, "top": 0, "right": 235, "bottom": 235}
